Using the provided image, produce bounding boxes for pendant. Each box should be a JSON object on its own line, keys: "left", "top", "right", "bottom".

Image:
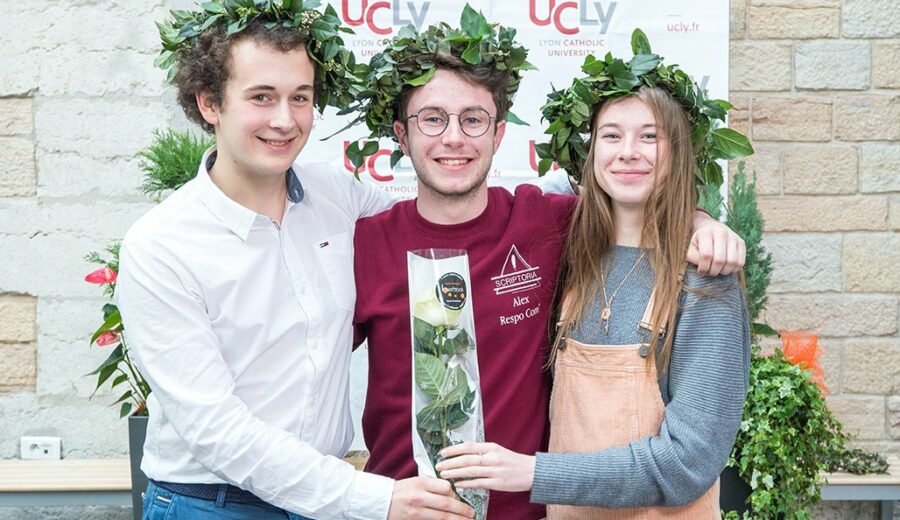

{"left": 600, "top": 307, "right": 611, "bottom": 335}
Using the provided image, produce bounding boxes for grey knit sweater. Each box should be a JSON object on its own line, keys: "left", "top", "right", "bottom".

{"left": 531, "top": 246, "right": 751, "bottom": 507}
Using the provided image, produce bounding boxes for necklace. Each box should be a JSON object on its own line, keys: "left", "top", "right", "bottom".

{"left": 599, "top": 250, "right": 646, "bottom": 335}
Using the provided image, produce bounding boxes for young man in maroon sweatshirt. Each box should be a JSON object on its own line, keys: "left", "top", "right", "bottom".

{"left": 352, "top": 29, "right": 744, "bottom": 520}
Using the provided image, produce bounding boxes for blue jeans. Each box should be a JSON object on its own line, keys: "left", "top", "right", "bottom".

{"left": 142, "top": 481, "right": 314, "bottom": 520}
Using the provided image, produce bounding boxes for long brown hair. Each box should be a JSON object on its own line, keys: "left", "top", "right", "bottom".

{"left": 549, "top": 86, "right": 696, "bottom": 373}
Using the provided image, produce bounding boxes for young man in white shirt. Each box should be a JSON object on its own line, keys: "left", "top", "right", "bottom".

{"left": 115, "top": 6, "right": 474, "bottom": 520}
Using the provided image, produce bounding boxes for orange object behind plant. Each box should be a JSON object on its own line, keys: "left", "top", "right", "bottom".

{"left": 781, "top": 331, "right": 827, "bottom": 394}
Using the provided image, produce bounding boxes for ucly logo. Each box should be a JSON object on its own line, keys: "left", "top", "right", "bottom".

{"left": 529, "top": 0, "right": 616, "bottom": 35}
{"left": 343, "top": 141, "right": 397, "bottom": 182}
{"left": 341, "top": 0, "right": 430, "bottom": 35}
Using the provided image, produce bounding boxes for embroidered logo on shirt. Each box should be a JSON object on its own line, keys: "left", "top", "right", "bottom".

{"left": 491, "top": 245, "right": 542, "bottom": 295}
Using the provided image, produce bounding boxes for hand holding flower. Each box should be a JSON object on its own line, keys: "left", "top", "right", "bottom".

{"left": 436, "top": 442, "right": 536, "bottom": 493}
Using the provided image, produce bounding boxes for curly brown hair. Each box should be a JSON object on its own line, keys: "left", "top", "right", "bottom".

{"left": 174, "top": 21, "right": 314, "bottom": 133}
{"left": 395, "top": 52, "right": 512, "bottom": 125}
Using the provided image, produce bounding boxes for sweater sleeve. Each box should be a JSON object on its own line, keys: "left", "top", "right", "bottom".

{"left": 531, "top": 269, "right": 750, "bottom": 507}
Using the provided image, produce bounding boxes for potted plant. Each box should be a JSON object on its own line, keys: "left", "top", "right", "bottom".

{"left": 717, "top": 163, "right": 887, "bottom": 519}
{"left": 85, "top": 129, "right": 212, "bottom": 518}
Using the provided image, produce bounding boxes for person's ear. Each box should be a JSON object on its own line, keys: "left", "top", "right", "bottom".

{"left": 492, "top": 119, "right": 507, "bottom": 152}
{"left": 394, "top": 120, "right": 410, "bottom": 156}
{"left": 196, "top": 91, "right": 220, "bottom": 127}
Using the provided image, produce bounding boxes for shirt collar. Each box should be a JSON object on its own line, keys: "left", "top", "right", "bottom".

{"left": 195, "top": 147, "right": 305, "bottom": 241}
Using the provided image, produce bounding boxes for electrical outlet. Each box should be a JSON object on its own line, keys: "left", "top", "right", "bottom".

{"left": 20, "top": 436, "right": 61, "bottom": 460}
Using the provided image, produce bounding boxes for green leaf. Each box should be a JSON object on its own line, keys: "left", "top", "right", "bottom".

{"left": 752, "top": 322, "right": 780, "bottom": 337}
{"left": 545, "top": 118, "right": 564, "bottom": 136}
{"left": 702, "top": 160, "right": 723, "bottom": 187}
{"left": 445, "top": 402, "right": 471, "bottom": 430}
{"left": 630, "top": 28, "right": 652, "bottom": 55}
{"left": 90, "top": 309, "right": 121, "bottom": 345}
{"left": 93, "top": 363, "right": 119, "bottom": 394}
{"left": 112, "top": 390, "right": 133, "bottom": 405}
{"left": 390, "top": 149, "right": 404, "bottom": 169}
{"left": 629, "top": 53, "right": 660, "bottom": 77}
{"left": 581, "top": 55, "right": 607, "bottom": 76}
{"left": 459, "top": 4, "right": 488, "bottom": 38}
{"left": 443, "top": 365, "right": 471, "bottom": 403}
{"left": 505, "top": 111, "right": 528, "bottom": 126}
{"left": 710, "top": 128, "right": 754, "bottom": 160}
{"left": 102, "top": 303, "right": 118, "bottom": 320}
{"left": 397, "top": 24, "right": 417, "bottom": 39}
{"left": 323, "top": 41, "right": 339, "bottom": 61}
{"left": 119, "top": 402, "right": 133, "bottom": 418}
{"left": 344, "top": 140, "right": 364, "bottom": 170}
{"left": 201, "top": 2, "right": 226, "bottom": 14}
{"left": 86, "top": 344, "right": 124, "bottom": 376}
{"left": 111, "top": 374, "right": 129, "bottom": 388}
{"left": 572, "top": 79, "right": 600, "bottom": 106}
{"left": 607, "top": 59, "right": 639, "bottom": 89}
{"left": 443, "top": 329, "right": 471, "bottom": 356}
{"left": 538, "top": 158, "right": 553, "bottom": 176}
{"left": 461, "top": 42, "right": 481, "bottom": 65}
{"left": 413, "top": 317, "right": 436, "bottom": 344}
{"left": 405, "top": 68, "right": 435, "bottom": 87}
{"left": 361, "top": 140, "right": 379, "bottom": 156}
{"left": 416, "top": 402, "right": 444, "bottom": 432}
{"left": 414, "top": 352, "right": 448, "bottom": 399}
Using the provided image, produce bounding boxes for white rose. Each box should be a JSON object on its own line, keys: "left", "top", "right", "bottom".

{"left": 413, "top": 295, "right": 461, "bottom": 327}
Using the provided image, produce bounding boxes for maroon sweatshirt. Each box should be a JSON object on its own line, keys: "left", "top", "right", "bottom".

{"left": 353, "top": 185, "right": 575, "bottom": 519}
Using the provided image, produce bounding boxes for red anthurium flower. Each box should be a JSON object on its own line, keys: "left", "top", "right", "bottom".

{"left": 85, "top": 267, "right": 117, "bottom": 284}
{"left": 96, "top": 331, "right": 120, "bottom": 347}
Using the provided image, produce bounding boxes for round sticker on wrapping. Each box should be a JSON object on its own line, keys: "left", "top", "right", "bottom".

{"left": 436, "top": 272, "right": 467, "bottom": 310}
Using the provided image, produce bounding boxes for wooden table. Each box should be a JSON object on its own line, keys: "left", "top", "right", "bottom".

{"left": 3, "top": 455, "right": 895, "bottom": 516}
{"left": 0, "top": 455, "right": 367, "bottom": 509}
{"left": 0, "top": 459, "right": 131, "bottom": 507}
{"left": 821, "top": 456, "right": 900, "bottom": 520}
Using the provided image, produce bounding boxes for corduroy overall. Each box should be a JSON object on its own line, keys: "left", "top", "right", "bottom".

{"left": 547, "top": 293, "right": 719, "bottom": 520}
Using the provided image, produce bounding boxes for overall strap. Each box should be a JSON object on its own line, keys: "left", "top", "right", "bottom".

{"left": 637, "top": 264, "right": 688, "bottom": 347}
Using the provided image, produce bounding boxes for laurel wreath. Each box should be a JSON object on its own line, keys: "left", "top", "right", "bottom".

{"left": 343, "top": 4, "right": 536, "bottom": 174}
{"left": 154, "top": 0, "right": 367, "bottom": 114}
{"left": 537, "top": 29, "right": 753, "bottom": 187}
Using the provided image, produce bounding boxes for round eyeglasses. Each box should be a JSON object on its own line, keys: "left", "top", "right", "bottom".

{"left": 406, "top": 107, "right": 496, "bottom": 137}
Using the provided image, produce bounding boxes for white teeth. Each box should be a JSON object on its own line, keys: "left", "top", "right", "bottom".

{"left": 262, "top": 138, "right": 290, "bottom": 146}
{"left": 438, "top": 159, "right": 469, "bottom": 165}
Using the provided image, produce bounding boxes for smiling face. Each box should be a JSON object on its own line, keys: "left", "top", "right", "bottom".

{"left": 393, "top": 69, "right": 506, "bottom": 201}
{"left": 197, "top": 38, "right": 315, "bottom": 182}
{"left": 591, "top": 96, "right": 668, "bottom": 212}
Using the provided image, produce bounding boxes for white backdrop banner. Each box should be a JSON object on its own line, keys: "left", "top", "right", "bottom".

{"left": 307, "top": 0, "right": 729, "bottom": 196}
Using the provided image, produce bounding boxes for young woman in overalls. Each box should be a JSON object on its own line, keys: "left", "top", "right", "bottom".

{"left": 436, "top": 74, "right": 751, "bottom": 519}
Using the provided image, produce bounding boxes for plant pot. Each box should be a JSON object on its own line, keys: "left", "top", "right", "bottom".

{"left": 128, "top": 415, "right": 149, "bottom": 520}
{"left": 719, "top": 465, "right": 751, "bottom": 516}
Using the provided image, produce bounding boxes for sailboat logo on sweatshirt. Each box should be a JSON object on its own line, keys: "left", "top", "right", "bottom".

{"left": 491, "top": 245, "right": 542, "bottom": 295}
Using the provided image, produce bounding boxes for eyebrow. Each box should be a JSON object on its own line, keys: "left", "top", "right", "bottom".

{"left": 243, "top": 84, "right": 314, "bottom": 93}
{"left": 597, "top": 122, "right": 657, "bottom": 129}
{"left": 418, "top": 105, "right": 491, "bottom": 113}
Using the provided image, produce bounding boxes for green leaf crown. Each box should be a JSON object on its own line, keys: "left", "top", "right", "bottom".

{"left": 344, "top": 4, "right": 536, "bottom": 173}
{"left": 537, "top": 28, "right": 753, "bottom": 187}
{"left": 154, "top": 0, "right": 366, "bottom": 114}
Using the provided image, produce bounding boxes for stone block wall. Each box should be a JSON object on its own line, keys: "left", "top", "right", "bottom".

{"left": 0, "top": 0, "right": 174, "bottom": 461}
{"left": 731, "top": 0, "right": 900, "bottom": 470}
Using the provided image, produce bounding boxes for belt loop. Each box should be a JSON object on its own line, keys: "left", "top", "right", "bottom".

{"left": 215, "top": 484, "right": 227, "bottom": 508}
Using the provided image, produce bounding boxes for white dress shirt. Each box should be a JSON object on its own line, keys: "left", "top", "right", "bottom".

{"left": 116, "top": 149, "right": 395, "bottom": 519}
